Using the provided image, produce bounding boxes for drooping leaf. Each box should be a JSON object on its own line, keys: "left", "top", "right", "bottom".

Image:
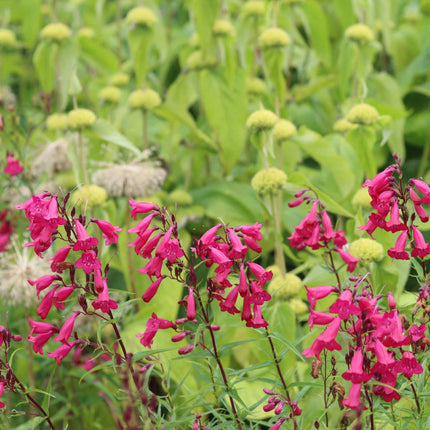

{"left": 33, "top": 41, "right": 58, "bottom": 93}
{"left": 57, "top": 39, "right": 78, "bottom": 111}
{"left": 79, "top": 36, "right": 118, "bottom": 73}
{"left": 190, "top": 0, "right": 219, "bottom": 55}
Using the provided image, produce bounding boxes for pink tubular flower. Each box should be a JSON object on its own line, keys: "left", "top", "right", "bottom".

{"left": 246, "top": 304, "right": 268, "bottom": 328}
{"left": 4, "top": 156, "right": 23, "bottom": 176}
{"left": 0, "top": 381, "right": 5, "bottom": 408}
{"left": 37, "top": 287, "right": 57, "bottom": 319}
{"left": 385, "top": 201, "right": 408, "bottom": 232}
{"left": 321, "top": 211, "right": 336, "bottom": 241}
{"left": 342, "top": 349, "right": 370, "bottom": 383}
{"left": 236, "top": 222, "right": 262, "bottom": 241}
{"left": 142, "top": 276, "right": 165, "bottom": 303}
{"left": 305, "top": 285, "right": 337, "bottom": 310}
{"left": 48, "top": 246, "right": 71, "bottom": 273}
{"left": 410, "top": 179, "right": 430, "bottom": 204}
{"left": 178, "top": 344, "right": 195, "bottom": 355}
{"left": 411, "top": 225, "right": 430, "bottom": 258}
{"left": 247, "top": 262, "right": 273, "bottom": 285}
{"left": 308, "top": 310, "right": 335, "bottom": 330}
{"left": 227, "top": 228, "right": 248, "bottom": 259}
{"left": 75, "top": 250, "right": 101, "bottom": 274}
{"left": 186, "top": 287, "right": 196, "bottom": 320}
{"left": 48, "top": 341, "right": 79, "bottom": 366}
{"left": 156, "top": 227, "right": 184, "bottom": 263}
{"left": 138, "top": 256, "right": 164, "bottom": 278}
{"left": 241, "top": 235, "right": 262, "bottom": 253}
{"left": 303, "top": 317, "right": 342, "bottom": 359}
{"left": 387, "top": 230, "right": 409, "bottom": 260}
{"left": 137, "top": 313, "right": 176, "bottom": 348}
{"left": 129, "top": 199, "right": 159, "bottom": 219}
{"left": 219, "top": 285, "right": 240, "bottom": 314}
{"left": 128, "top": 213, "right": 158, "bottom": 235}
{"left": 335, "top": 248, "right": 360, "bottom": 272}
{"left": 28, "top": 274, "right": 61, "bottom": 298}
{"left": 238, "top": 264, "right": 249, "bottom": 297}
{"left": 329, "top": 289, "right": 361, "bottom": 320}
{"left": 139, "top": 233, "right": 163, "bottom": 258}
{"left": 73, "top": 219, "right": 98, "bottom": 251}
{"left": 394, "top": 351, "right": 423, "bottom": 378}
{"left": 342, "top": 383, "right": 362, "bottom": 410}
{"left": 91, "top": 219, "right": 122, "bottom": 245}
{"left": 53, "top": 312, "right": 79, "bottom": 343}
{"left": 53, "top": 286, "right": 75, "bottom": 310}
{"left": 28, "top": 331, "right": 55, "bottom": 354}
{"left": 92, "top": 279, "right": 118, "bottom": 313}
{"left": 409, "top": 324, "right": 426, "bottom": 342}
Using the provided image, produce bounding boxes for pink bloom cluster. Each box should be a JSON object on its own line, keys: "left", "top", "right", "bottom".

{"left": 16, "top": 192, "right": 122, "bottom": 365}
{"left": 262, "top": 388, "right": 302, "bottom": 429}
{"left": 128, "top": 200, "right": 273, "bottom": 352}
{"left": 303, "top": 279, "right": 424, "bottom": 410}
{"left": 0, "top": 209, "right": 13, "bottom": 252}
{"left": 360, "top": 159, "right": 430, "bottom": 259}
{"left": 288, "top": 194, "right": 359, "bottom": 272}
{"left": 3, "top": 155, "right": 23, "bottom": 177}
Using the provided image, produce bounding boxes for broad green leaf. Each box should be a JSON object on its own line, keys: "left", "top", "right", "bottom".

{"left": 199, "top": 69, "right": 247, "bottom": 173}
{"left": 346, "top": 126, "right": 377, "bottom": 178}
{"left": 287, "top": 172, "right": 354, "bottom": 217}
{"left": 262, "top": 48, "right": 286, "bottom": 102}
{"left": 294, "top": 128, "right": 356, "bottom": 198}
{"left": 57, "top": 39, "right": 78, "bottom": 111}
{"left": 405, "top": 110, "right": 430, "bottom": 146}
{"left": 333, "top": 0, "right": 355, "bottom": 29}
{"left": 399, "top": 44, "right": 430, "bottom": 92}
{"left": 21, "top": 0, "right": 41, "bottom": 48}
{"left": 191, "top": 181, "right": 263, "bottom": 225}
{"left": 299, "top": 1, "right": 332, "bottom": 68}
{"left": 390, "top": 25, "right": 421, "bottom": 73}
{"left": 127, "top": 26, "right": 154, "bottom": 86}
{"left": 190, "top": 0, "right": 219, "bottom": 55}
{"left": 33, "top": 41, "right": 58, "bottom": 93}
{"left": 336, "top": 39, "right": 359, "bottom": 101}
{"left": 90, "top": 119, "right": 141, "bottom": 155}
{"left": 78, "top": 36, "right": 118, "bottom": 73}
{"left": 292, "top": 75, "right": 337, "bottom": 102}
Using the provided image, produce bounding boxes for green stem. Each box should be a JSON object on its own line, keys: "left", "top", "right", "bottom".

{"left": 77, "top": 131, "right": 89, "bottom": 184}
{"left": 142, "top": 109, "right": 148, "bottom": 150}
{"left": 270, "top": 191, "right": 286, "bottom": 275}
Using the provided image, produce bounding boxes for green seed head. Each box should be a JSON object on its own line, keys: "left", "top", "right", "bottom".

{"left": 246, "top": 109, "right": 278, "bottom": 131}
{"left": 72, "top": 185, "right": 108, "bottom": 209}
{"left": 128, "top": 89, "right": 161, "bottom": 110}
{"left": 213, "top": 20, "right": 235, "bottom": 37}
{"left": 268, "top": 273, "right": 302, "bottom": 299}
{"left": 251, "top": 167, "right": 287, "bottom": 194}
{"left": 0, "top": 29, "right": 17, "bottom": 48}
{"left": 109, "top": 73, "right": 130, "bottom": 87}
{"left": 46, "top": 113, "right": 69, "bottom": 131}
{"left": 259, "top": 28, "right": 290, "bottom": 49}
{"left": 345, "top": 24, "right": 374, "bottom": 43}
{"left": 167, "top": 189, "right": 193, "bottom": 206}
{"left": 241, "top": 1, "right": 265, "bottom": 17}
{"left": 333, "top": 118, "right": 358, "bottom": 133}
{"left": 288, "top": 298, "right": 308, "bottom": 315}
{"left": 77, "top": 27, "right": 95, "bottom": 38}
{"left": 40, "top": 23, "right": 72, "bottom": 42}
{"left": 246, "top": 77, "right": 266, "bottom": 96}
{"left": 126, "top": 7, "right": 157, "bottom": 28}
{"left": 349, "top": 238, "right": 384, "bottom": 264}
{"left": 273, "top": 119, "right": 297, "bottom": 142}
{"left": 347, "top": 103, "right": 379, "bottom": 126}
{"left": 352, "top": 188, "right": 372, "bottom": 209}
{"left": 67, "top": 108, "right": 96, "bottom": 129}
{"left": 187, "top": 50, "right": 217, "bottom": 70}
{"left": 99, "top": 86, "right": 121, "bottom": 103}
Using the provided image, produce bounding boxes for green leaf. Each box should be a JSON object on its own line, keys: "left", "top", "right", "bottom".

{"left": 299, "top": 1, "right": 332, "bottom": 68}
{"left": 33, "top": 41, "right": 58, "bottom": 93}
{"left": 90, "top": 119, "right": 141, "bottom": 155}
{"left": 21, "top": 0, "right": 41, "bottom": 48}
{"left": 127, "top": 26, "right": 154, "bottom": 86}
{"left": 292, "top": 75, "right": 338, "bottom": 102}
{"left": 57, "top": 39, "right": 78, "bottom": 111}
{"left": 190, "top": 0, "right": 219, "bottom": 55}
{"left": 262, "top": 48, "right": 286, "bottom": 102}
{"left": 191, "top": 181, "right": 263, "bottom": 225}
{"left": 78, "top": 36, "right": 118, "bottom": 73}
{"left": 199, "top": 69, "right": 247, "bottom": 173}
{"left": 346, "top": 126, "right": 377, "bottom": 178}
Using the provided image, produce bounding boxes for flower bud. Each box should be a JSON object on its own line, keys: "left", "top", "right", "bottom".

{"left": 259, "top": 28, "right": 290, "bottom": 49}
{"left": 40, "top": 23, "right": 72, "bottom": 42}
{"left": 333, "top": 118, "right": 357, "bottom": 133}
{"left": 72, "top": 185, "right": 108, "bottom": 209}
{"left": 128, "top": 89, "right": 161, "bottom": 110}
{"left": 246, "top": 77, "right": 266, "bottom": 96}
{"left": 346, "top": 103, "right": 379, "bottom": 126}
{"left": 251, "top": 167, "right": 287, "bottom": 194}
{"left": 212, "top": 20, "right": 234, "bottom": 37}
{"left": 109, "top": 72, "right": 130, "bottom": 87}
{"left": 345, "top": 24, "right": 374, "bottom": 43}
{"left": 288, "top": 298, "right": 308, "bottom": 314}
{"left": 46, "top": 113, "right": 69, "bottom": 131}
{"left": 246, "top": 109, "right": 277, "bottom": 131}
{"left": 0, "top": 29, "right": 17, "bottom": 48}
{"left": 99, "top": 86, "right": 121, "bottom": 104}
{"left": 241, "top": 1, "right": 265, "bottom": 17}
{"left": 268, "top": 273, "right": 302, "bottom": 299}
{"left": 349, "top": 238, "right": 384, "bottom": 264}
{"left": 187, "top": 50, "right": 217, "bottom": 71}
{"left": 67, "top": 108, "right": 96, "bottom": 129}
{"left": 126, "top": 7, "right": 157, "bottom": 28}
{"left": 273, "top": 119, "right": 297, "bottom": 143}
